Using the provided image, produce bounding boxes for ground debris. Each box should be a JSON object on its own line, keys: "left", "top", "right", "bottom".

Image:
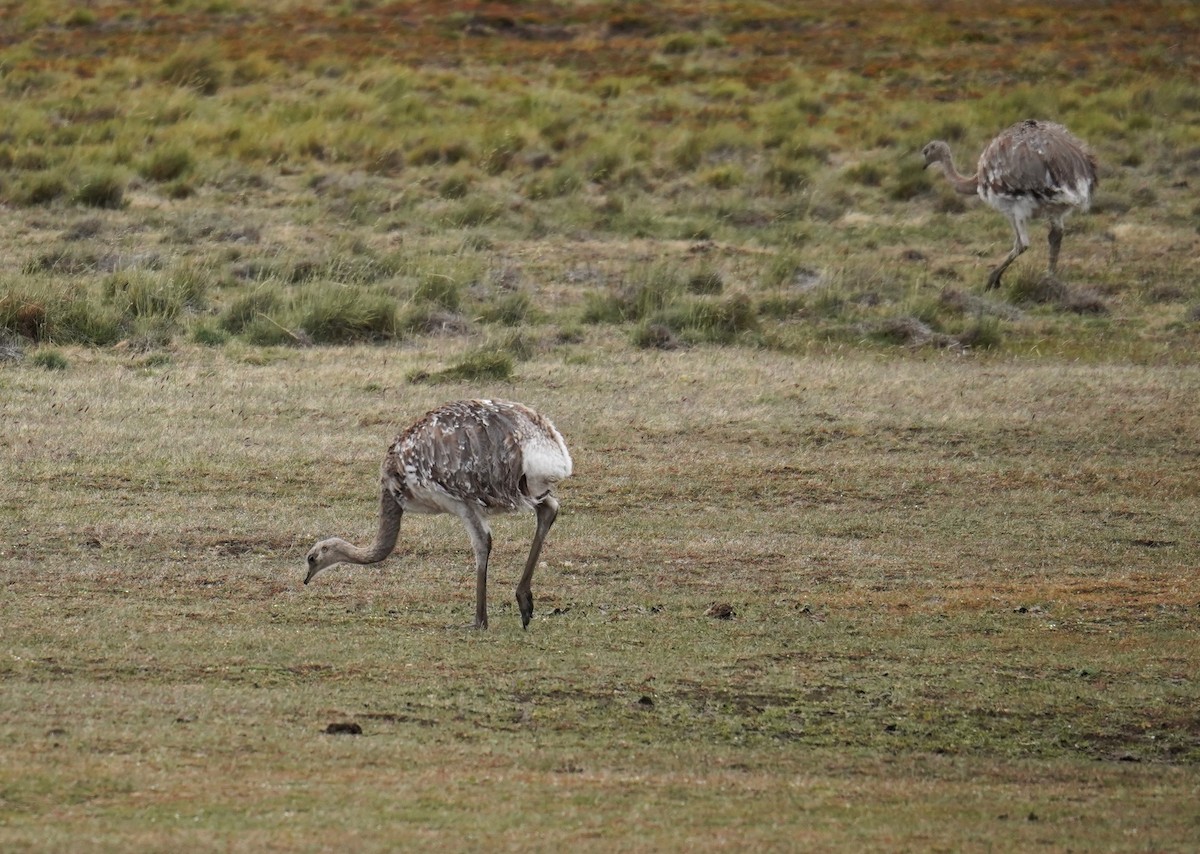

{"left": 324, "top": 722, "right": 363, "bottom": 736}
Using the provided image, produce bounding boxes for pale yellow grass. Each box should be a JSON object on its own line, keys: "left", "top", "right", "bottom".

{"left": 2, "top": 337, "right": 1198, "bottom": 851}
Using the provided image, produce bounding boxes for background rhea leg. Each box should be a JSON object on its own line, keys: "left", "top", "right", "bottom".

{"left": 986, "top": 215, "right": 1031, "bottom": 290}
{"left": 1047, "top": 219, "right": 1065, "bottom": 278}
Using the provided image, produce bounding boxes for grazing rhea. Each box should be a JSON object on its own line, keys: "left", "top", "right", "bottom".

{"left": 922, "top": 119, "right": 1098, "bottom": 289}
{"left": 305, "top": 399, "right": 572, "bottom": 630}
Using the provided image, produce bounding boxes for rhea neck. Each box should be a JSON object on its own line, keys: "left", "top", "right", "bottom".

{"left": 927, "top": 146, "right": 979, "bottom": 196}
{"left": 346, "top": 488, "right": 402, "bottom": 563}
{"left": 319, "top": 488, "right": 402, "bottom": 570}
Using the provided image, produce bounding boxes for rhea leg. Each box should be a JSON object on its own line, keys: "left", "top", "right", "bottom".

{"left": 459, "top": 508, "right": 493, "bottom": 629}
{"left": 515, "top": 496, "right": 559, "bottom": 630}
{"left": 1047, "top": 218, "right": 1065, "bottom": 277}
{"left": 986, "top": 214, "right": 1030, "bottom": 290}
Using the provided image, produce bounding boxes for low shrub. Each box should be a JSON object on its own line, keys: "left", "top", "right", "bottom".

{"left": 141, "top": 145, "right": 194, "bottom": 182}
{"left": 295, "top": 284, "right": 398, "bottom": 343}
{"left": 632, "top": 321, "right": 680, "bottom": 350}
{"left": 409, "top": 348, "right": 514, "bottom": 384}
{"left": 687, "top": 268, "right": 724, "bottom": 295}
{"left": 219, "top": 287, "right": 282, "bottom": 333}
{"left": 31, "top": 349, "right": 68, "bottom": 370}
{"left": 15, "top": 170, "right": 68, "bottom": 205}
{"left": 414, "top": 274, "right": 463, "bottom": 312}
{"left": 480, "top": 292, "right": 538, "bottom": 326}
{"left": 650, "top": 294, "right": 759, "bottom": 344}
{"left": 159, "top": 47, "right": 224, "bottom": 95}
{"left": 103, "top": 271, "right": 187, "bottom": 318}
{"left": 73, "top": 169, "right": 126, "bottom": 209}
{"left": 438, "top": 172, "right": 471, "bottom": 200}
{"left": 192, "top": 321, "right": 230, "bottom": 346}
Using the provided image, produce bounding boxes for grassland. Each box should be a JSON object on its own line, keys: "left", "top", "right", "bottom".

{"left": 2, "top": 1, "right": 1199, "bottom": 850}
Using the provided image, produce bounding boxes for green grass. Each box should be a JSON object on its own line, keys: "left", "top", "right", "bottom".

{"left": 29, "top": 348, "right": 68, "bottom": 370}
{"left": 0, "top": 2, "right": 1194, "bottom": 359}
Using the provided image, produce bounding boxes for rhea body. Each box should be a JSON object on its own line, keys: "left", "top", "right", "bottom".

{"left": 922, "top": 119, "right": 1098, "bottom": 289}
{"left": 305, "top": 399, "right": 572, "bottom": 629}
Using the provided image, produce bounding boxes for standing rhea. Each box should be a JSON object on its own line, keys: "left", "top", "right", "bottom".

{"left": 922, "top": 119, "right": 1098, "bottom": 289}
{"left": 305, "top": 399, "right": 572, "bottom": 630}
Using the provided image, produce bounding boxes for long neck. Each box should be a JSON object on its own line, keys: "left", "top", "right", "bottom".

{"left": 937, "top": 155, "right": 979, "bottom": 195}
{"left": 346, "top": 486, "right": 402, "bottom": 564}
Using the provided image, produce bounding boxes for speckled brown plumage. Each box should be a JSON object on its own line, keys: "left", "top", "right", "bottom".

{"left": 923, "top": 119, "right": 1098, "bottom": 289}
{"left": 384, "top": 399, "right": 568, "bottom": 514}
{"left": 305, "top": 400, "right": 572, "bottom": 629}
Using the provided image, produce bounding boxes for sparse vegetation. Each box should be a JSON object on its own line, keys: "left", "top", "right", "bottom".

{"left": 0, "top": 2, "right": 1190, "bottom": 359}
{"left": 293, "top": 283, "right": 398, "bottom": 343}
{"left": 409, "top": 346, "right": 514, "bottom": 384}
{"left": 30, "top": 348, "right": 68, "bottom": 370}
{"left": 71, "top": 168, "right": 127, "bottom": 209}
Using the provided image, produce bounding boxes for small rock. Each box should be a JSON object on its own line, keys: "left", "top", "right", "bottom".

{"left": 324, "top": 722, "right": 362, "bottom": 736}
{"left": 705, "top": 603, "right": 735, "bottom": 620}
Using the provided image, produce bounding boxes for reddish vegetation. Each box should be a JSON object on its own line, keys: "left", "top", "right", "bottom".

{"left": 4, "top": 1, "right": 1196, "bottom": 95}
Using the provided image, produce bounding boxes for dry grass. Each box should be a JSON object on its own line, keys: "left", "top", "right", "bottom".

{"left": 2, "top": 338, "right": 1199, "bottom": 850}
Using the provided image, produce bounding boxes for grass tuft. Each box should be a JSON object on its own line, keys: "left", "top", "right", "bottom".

{"left": 409, "top": 347, "right": 514, "bottom": 384}
{"left": 687, "top": 268, "right": 724, "bottom": 295}
{"left": 159, "top": 46, "right": 224, "bottom": 95}
{"left": 30, "top": 349, "right": 68, "bottom": 370}
{"left": 72, "top": 169, "right": 126, "bottom": 209}
{"left": 191, "top": 321, "right": 230, "bottom": 346}
{"left": 14, "top": 170, "right": 69, "bottom": 205}
{"left": 140, "top": 145, "right": 195, "bottom": 182}
{"left": 0, "top": 282, "right": 125, "bottom": 345}
{"left": 632, "top": 321, "right": 680, "bottom": 350}
{"left": 219, "top": 287, "right": 282, "bottom": 334}
{"left": 413, "top": 274, "right": 464, "bottom": 312}
{"left": 295, "top": 284, "right": 398, "bottom": 344}
{"left": 480, "top": 291, "right": 538, "bottom": 326}
{"left": 650, "top": 294, "right": 759, "bottom": 344}
{"left": 103, "top": 271, "right": 196, "bottom": 319}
